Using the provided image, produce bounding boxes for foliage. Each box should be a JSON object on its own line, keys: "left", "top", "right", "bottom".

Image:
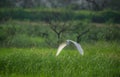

{"left": 0, "top": 42, "right": 120, "bottom": 77}
{"left": 0, "top": 21, "right": 48, "bottom": 47}
{"left": 0, "top": 0, "right": 13, "bottom": 7}
{"left": 92, "top": 9, "right": 120, "bottom": 23}
{"left": 104, "top": 20, "right": 120, "bottom": 41}
{"left": 0, "top": 8, "right": 120, "bottom": 23}
{"left": 0, "top": 20, "right": 120, "bottom": 47}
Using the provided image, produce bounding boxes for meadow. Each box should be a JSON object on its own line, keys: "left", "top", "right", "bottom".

{"left": 0, "top": 42, "right": 120, "bottom": 77}
{"left": 0, "top": 8, "right": 120, "bottom": 77}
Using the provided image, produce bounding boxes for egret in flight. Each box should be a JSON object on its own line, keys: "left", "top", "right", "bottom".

{"left": 56, "top": 40, "right": 84, "bottom": 56}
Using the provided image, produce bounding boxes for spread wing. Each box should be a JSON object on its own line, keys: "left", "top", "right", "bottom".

{"left": 69, "top": 40, "right": 84, "bottom": 55}
{"left": 56, "top": 42, "right": 67, "bottom": 56}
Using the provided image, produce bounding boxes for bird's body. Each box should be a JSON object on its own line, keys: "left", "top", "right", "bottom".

{"left": 56, "top": 40, "right": 84, "bottom": 56}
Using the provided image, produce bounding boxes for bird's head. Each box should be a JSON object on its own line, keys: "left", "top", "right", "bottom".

{"left": 66, "top": 40, "right": 70, "bottom": 45}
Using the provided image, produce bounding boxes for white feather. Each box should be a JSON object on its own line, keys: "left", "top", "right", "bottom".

{"left": 56, "top": 40, "right": 84, "bottom": 56}
{"left": 56, "top": 42, "right": 67, "bottom": 56}
{"left": 68, "top": 40, "right": 84, "bottom": 55}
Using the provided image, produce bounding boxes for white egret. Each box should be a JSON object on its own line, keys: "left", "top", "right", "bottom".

{"left": 56, "top": 40, "right": 84, "bottom": 56}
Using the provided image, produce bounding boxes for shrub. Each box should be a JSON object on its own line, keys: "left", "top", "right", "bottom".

{"left": 92, "top": 9, "right": 120, "bottom": 23}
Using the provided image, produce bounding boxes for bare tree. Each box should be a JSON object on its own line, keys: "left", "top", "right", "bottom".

{"left": 76, "top": 29, "right": 89, "bottom": 43}
{"left": 71, "top": 20, "right": 90, "bottom": 43}
{"left": 48, "top": 21, "right": 71, "bottom": 43}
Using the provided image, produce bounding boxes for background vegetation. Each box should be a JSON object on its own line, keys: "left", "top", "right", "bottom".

{"left": 0, "top": 10, "right": 120, "bottom": 47}
{"left": 0, "top": 0, "right": 120, "bottom": 77}
{"left": 0, "top": 8, "right": 120, "bottom": 23}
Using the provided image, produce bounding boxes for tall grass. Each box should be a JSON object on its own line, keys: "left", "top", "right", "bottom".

{"left": 0, "top": 42, "right": 119, "bottom": 77}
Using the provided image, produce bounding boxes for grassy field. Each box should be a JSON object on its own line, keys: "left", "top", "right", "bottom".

{"left": 0, "top": 7, "right": 120, "bottom": 77}
{"left": 0, "top": 42, "right": 120, "bottom": 77}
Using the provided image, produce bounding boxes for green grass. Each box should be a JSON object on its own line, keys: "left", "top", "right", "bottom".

{"left": 0, "top": 42, "right": 120, "bottom": 77}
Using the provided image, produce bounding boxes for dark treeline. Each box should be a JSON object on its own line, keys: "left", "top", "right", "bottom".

{"left": 0, "top": 0, "right": 120, "bottom": 10}
{"left": 0, "top": 8, "right": 120, "bottom": 23}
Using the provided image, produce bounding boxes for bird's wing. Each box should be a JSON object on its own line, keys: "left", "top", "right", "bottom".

{"left": 56, "top": 42, "right": 67, "bottom": 56}
{"left": 69, "top": 40, "right": 84, "bottom": 55}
